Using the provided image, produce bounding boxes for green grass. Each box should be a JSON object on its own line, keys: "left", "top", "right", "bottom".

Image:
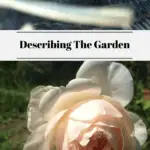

{"left": 0, "top": 117, "right": 29, "bottom": 150}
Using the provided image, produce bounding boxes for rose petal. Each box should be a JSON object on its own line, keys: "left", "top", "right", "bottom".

{"left": 95, "top": 115, "right": 120, "bottom": 128}
{"left": 23, "top": 124, "right": 49, "bottom": 150}
{"left": 69, "top": 100, "right": 122, "bottom": 121}
{"left": 62, "top": 130, "right": 69, "bottom": 150}
{"left": 135, "top": 138, "right": 142, "bottom": 150}
{"left": 128, "top": 111, "right": 147, "bottom": 146}
{"left": 48, "top": 86, "right": 100, "bottom": 119}
{"left": 96, "top": 115, "right": 136, "bottom": 149}
{"left": 45, "top": 110, "right": 67, "bottom": 139}
{"left": 56, "top": 117, "right": 69, "bottom": 150}
{"left": 76, "top": 61, "right": 133, "bottom": 107}
{"left": 96, "top": 95, "right": 134, "bottom": 135}
{"left": 97, "top": 126, "right": 123, "bottom": 150}
{"left": 39, "top": 87, "right": 64, "bottom": 120}
{"left": 79, "top": 125, "right": 123, "bottom": 150}
{"left": 108, "top": 62, "right": 133, "bottom": 107}
{"left": 79, "top": 127, "right": 97, "bottom": 146}
{"left": 67, "top": 119, "right": 91, "bottom": 142}
{"left": 76, "top": 61, "right": 111, "bottom": 95}
{"left": 27, "top": 107, "right": 46, "bottom": 132}
{"left": 28, "top": 85, "right": 52, "bottom": 132}
{"left": 66, "top": 78, "right": 100, "bottom": 92}
{"left": 121, "top": 125, "right": 136, "bottom": 150}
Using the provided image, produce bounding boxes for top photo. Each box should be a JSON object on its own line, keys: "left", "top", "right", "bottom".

{"left": 0, "top": 0, "right": 150, "bottom": 30}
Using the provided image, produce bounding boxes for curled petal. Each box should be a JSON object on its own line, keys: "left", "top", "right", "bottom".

{"left": 28, "top": 86, "right": 53, "bottom": 132}
{"left": 100, "top": 95, "right": 134, "bottom": 135}
{"left": 97, "top": 126, "right": 123, "bottom": 150}
{"left": 45, "top": 110, "right": 67, "bottom": 139}
{"left": 48, "top": 79, "right": 100, "bottom": 118}
{"left": 95, "top": 115, "right": 120, "bottom": 128}
{"left": 23, "top": 124, "right": 49, "bottom": 150}
{"left": 76, "top": 61, "right": 133, "bottom": 107}
{"left": 30, "top": 86, "right": 53, "bottom": 101}
{"left": 96, "top": 119, "right": 135, "bottom": 150}
{"left": 66, "top": 78, "right": 100, "bottom": 92}
{"left": 79, "top": 125, "right": 123, "bottom": 150}
{"left": 39, "top": 87, "right": 64, "bottom": 120}
{"left": 128, "top": 111, "right": 147, "bottom": 146}
{"left": 27, "top": 107, "right": 46, "bottom": 132}
{"left": 69, "top": 100, "right": 122, "bottom": 121}
{"left": 67, "top": 119, "right": 91, "bottom": 143}
{"left": 79, "top": 127, "right": 97, "bottom": 146}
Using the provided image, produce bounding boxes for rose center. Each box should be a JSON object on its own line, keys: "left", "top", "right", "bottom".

{"left": 87, "top": 131, "right": 114, "bottom": 150}
{"left": 69, "top": 130, "right": 114, "bottom": 150}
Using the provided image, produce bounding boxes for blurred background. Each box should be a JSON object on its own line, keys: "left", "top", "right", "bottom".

{"left": 0, "top": 0, "right": 150, "bottom": 29}
{"left": 0, "top": 61, "right": 150, "bottom": 149}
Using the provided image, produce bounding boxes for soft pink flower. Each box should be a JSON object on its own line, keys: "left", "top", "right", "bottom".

{"left": 23, "top": 61, "right": 147, "bottom": 150}
{"left": 46, "top": 96, "right": 135, "bottom": 150}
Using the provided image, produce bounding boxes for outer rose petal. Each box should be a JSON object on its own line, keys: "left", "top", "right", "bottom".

{"left": 27, "top": 107, "right": 46, "bottom": 132}
{"left": 66, "top": 78, "right": 100, "bottom": 92}
{"left": 28, "top": 85, "right": 52, "bottom": 132}
{"left": 39, "top": 86, "right": 64, "bottom": 120}
{"left": 76, "top": 61, "right": 111, "bottom": 95}
{"left": 76, "top": 61, "right": 133, "bottom": 107}
{"left": 128, "top": 111, "right": 147, "bottom": 146}
{"left": 108, "top": 62, "right": 133, "bottom": 107}
{"left": 23, "top": 124, "right": 49, "bottom": 150}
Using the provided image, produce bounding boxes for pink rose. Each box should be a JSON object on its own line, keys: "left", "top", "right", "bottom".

{"left": 24, "top": 61, "right": 147, "bottom": 150}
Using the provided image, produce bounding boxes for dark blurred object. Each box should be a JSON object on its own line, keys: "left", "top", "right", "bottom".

{"left": 144, "top": 89, "right": 150, "bottom": 100}
{"left": 0, "top": 0, "right": 150, "bottom": 29}
{"left": 106, "top": 0, "right": 150, "bottom": 29}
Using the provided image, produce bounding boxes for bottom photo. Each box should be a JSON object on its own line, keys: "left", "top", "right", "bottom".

{"left": 0, "top": 61, "right": 149, "bottom": 150}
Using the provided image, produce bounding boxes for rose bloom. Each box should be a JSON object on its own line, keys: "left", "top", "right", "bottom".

{"left": 23, "top": 61, "right": 147, "bottom": 150}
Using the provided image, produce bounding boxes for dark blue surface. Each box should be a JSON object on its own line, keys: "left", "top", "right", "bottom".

{"left": 103, "top": 0, "right": 150, "bottom": 29}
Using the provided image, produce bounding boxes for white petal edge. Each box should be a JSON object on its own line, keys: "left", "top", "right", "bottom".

{"left": 76, "top": 61, "right": 111, "bottom": 95}
{"left": 27, "top": 107, "right": 46, "bottom": 132}
{"left": 108, "top": 62, "right": 133, "bottom": 107}
{"left": 28, "top": 86, "right": 53, "bottom": 132}
{"left": 66, "top": 78, "right": 100, "bottom": 92}
{"left": 76, "top": 61, "right": 133, "bottom": 107}
{"left": 128, "top": 111, "right": 147, "bottom": 146}
{"left": 23, "top": 124, "right": 49, "bottom": 150}
{"left": 39, "top": 87, "right": 62, "bottom": 112}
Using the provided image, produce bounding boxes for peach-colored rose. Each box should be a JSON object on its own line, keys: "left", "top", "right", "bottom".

{"left": 23, "top": 61, "right": 147, "bottom": 150}
{"left": 46, "top": 96, "right": 135, "bottom": 150}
